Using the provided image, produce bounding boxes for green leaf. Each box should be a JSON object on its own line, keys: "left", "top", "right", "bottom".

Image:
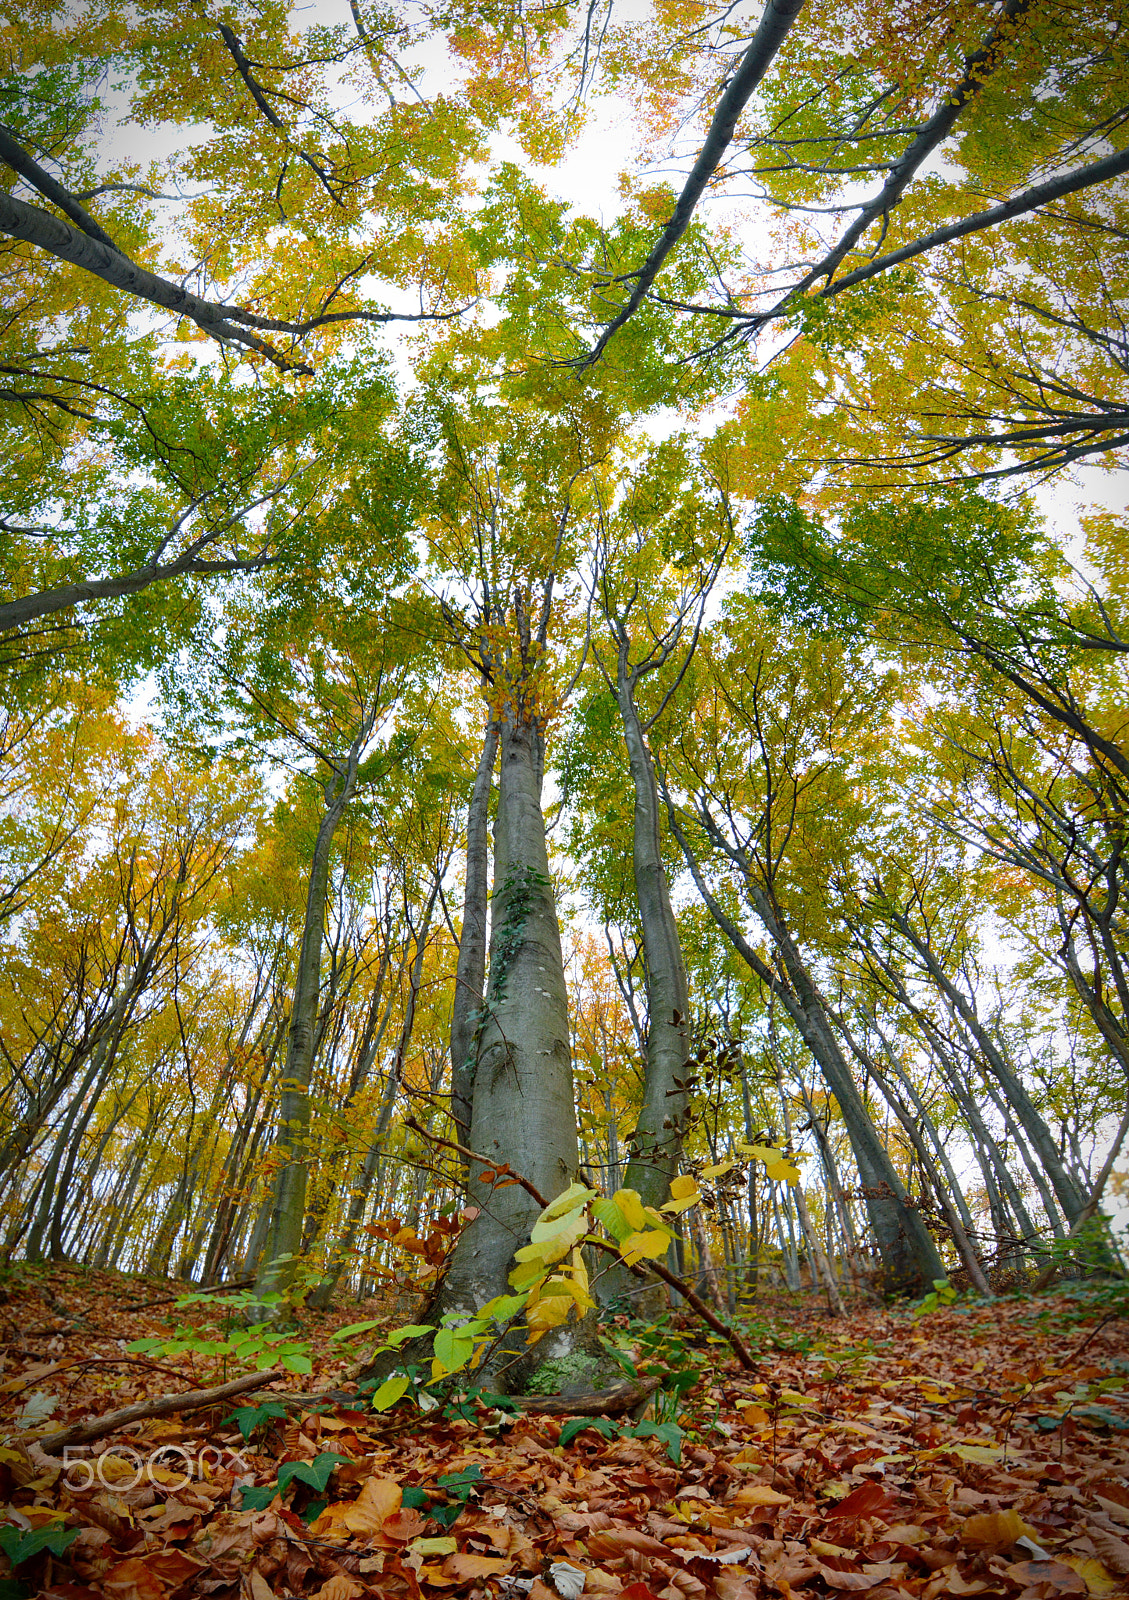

{"left": 331, "top": 1318, "right": 387, "bottom": 1341}
{"left": 387, "top": 1323, "right": 437, "bottom": 1346}
{"left": 238, "top": 1484, "right": 278, "bottom": 1511}
{"left": 0, "top": 1525, "right": 81, "bottom": 1568}
{"left": 437, "top": 1465, "right": 485, "bottom": 1494}
{"left": 433, "top": 1326, "right": 475, "bottom": 1373}
{"left": 630, "top": 1419, "right": 683, "bottom": 1463}
{"left": 370, "top": 1372, "right": 411, "bottom": 1412}
{"left": 224, "top": 1402, "right": 288, "bottom": 1441}
{"left": 559, "top": 1416, "right": 619, "bottom": 1448}
{"left": 277, "top": 1453, "right": 350, "bottom": 1494}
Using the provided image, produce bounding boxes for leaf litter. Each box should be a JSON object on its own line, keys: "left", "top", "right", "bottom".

{"left": 1, "top": 1266, "right": 1128, "bottom": 1600}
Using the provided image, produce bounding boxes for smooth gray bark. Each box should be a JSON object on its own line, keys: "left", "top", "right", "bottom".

{"left": 0, "top": 190, "right": 307, "bottom": 371}
{"left": 361, "top": 712, "right": 604, "bottom": 1391}
{"left": 449, "top": 717, "right": 498, "bottom": 1146}
{"left": 614, "top": 677, "right": 691, "bottom": 1207}
{"left": 444, "top": 717, "right": 579, "bottom": 1307}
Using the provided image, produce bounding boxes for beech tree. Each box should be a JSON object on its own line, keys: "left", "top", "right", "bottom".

{"left": 2, "top": 0, "right": 1127, "bottom": 1389}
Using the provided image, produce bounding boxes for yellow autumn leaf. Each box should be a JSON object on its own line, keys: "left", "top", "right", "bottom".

{"left": 700, "top": 1159, "right": 734, "bottom": 1179}
{"left": 509, "top": 1257, "right": 548, "bottom": 1290}
{"left": 951, "top": 1443, "right": 1005, "bottom": 1464}
{"left": 1061, "top": 1556, "right": 1121, "bottom": 1597}
{"left": 732, "top": 1485, "right": 791, "bottom": 1507}
{"left": 620, "top": 1228, "right": 673, "bottom": 1265}
{"left": 613, "top": 1188, "right": 649, "bottom": 1230}
{"left": 960, "top": 1509, "right": 1036, "bottom": 1550}
{"left": 811, "top": 1539, "right": 856, "bottom": 1559}
{"left": 529, "top": 1208, "right": 588, "bottom": 1252}
{"left": 526, "top": 1294, "right": 574, "bottom": 1332}
{"left": 669, "top": 1174, "right": 697, "bottom": 1200}
{"left": 538, "top": 1182, "right": 595, "bottom": 1223}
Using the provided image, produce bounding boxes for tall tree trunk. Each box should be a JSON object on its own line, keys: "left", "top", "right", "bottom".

{"left": 360, "top": 712, "right": 606, "bottom": 1392}
{"left": 672, "top": 824, "right": 945, "bottom": 1293}
{"left": 308, "top": 879, "right": 439, "bottom": 1309}
{"left": 450, "top": 717, "right": 498, "bottom": 1148}
{"left": 614, "top": 676, "right": 691, "bottom": 1208}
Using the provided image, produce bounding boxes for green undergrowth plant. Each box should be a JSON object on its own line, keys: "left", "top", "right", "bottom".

{"left": 126, "top": 1288, "right": 315, "bottom": 1374}
{"left": 912, "top": 1278, "right": 958, "bottom": 1317}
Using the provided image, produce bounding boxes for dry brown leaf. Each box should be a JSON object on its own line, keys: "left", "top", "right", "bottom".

{"left": 584, "top": 1570, "right": 623, "bottom": 1594}
{"left": 441, "top": 1552, "right": 515, "bottom": 1580}
{"left": 312, "top": 1472, "right": 403, "bottom": 1538}
{"left": 1004, "top": 1558, "right": 1086, "bottom": 1594}
{"left": 1088, "top": 1529, "right": 1129, "bottom": 1578}
{"left": 816, "top": 1564, "right": 885, "bottom": 1592}
{"left": 588, "top": 1530, "right": 672, "bottom": 1561}
{"left": 101, "top": 1557, "right": 167, "bottom": 1600}
{"left": 310, "top": 1578, "right": 367, "bottom": 1600}
{"left": 245, "top": 1573, "right": 278, "bottom": 1600}
{"left": 1060, "top": 1554, "right": 1123, "bottom": 1596}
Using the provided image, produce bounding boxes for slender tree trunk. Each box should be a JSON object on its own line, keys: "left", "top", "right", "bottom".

{"left": 614, "top": 677, "right": 691, "bottom": 1207}
{"left": 450, "top": 718, "right": 498, "bottom": 1147}
{"left": 253, "top": 724, "right": 371, "bottom": 1312}
{"left": 308, "top": 881, "right": 439, "bottom": 1308}
{"left": 890, "top": 909, "right": 1088, "bottom": 1223}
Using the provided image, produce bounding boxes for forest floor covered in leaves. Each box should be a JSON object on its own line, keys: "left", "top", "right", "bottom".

{"left": 1, "top": 1266, "right": 1128, "bottom": 1600}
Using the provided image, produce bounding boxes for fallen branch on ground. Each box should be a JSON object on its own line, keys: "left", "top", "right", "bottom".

{"left": 512, "top": 1376, "right": 661, "bottom": 1416}
{"left": 37, "top": 1367, "right": 286, "bottom": 1452}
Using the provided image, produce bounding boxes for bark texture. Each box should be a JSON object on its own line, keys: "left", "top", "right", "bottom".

{"left": 449, "top": 718, "right": 499, "bottom": 1145}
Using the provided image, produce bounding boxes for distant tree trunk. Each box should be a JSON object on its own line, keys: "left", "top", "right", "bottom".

{"left": 253, "top": 719, "right": 371, "bottom": 1313}
{"left": 885, "top": 906, "right": 1088, "bottom": 1224}
{"left": 675, "top": 826, "right": 946, "bottom": 1293}
{"left": 25, "top": 1051, "right": 112, "bottom": 1262}
{"left": 835, "top": 1018, "right": 993, "bottom": 1296}
{"left": 307, "top": 879, "right": 439, "bottom": 1309}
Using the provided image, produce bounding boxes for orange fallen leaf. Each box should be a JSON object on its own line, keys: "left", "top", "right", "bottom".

{"left": 1003, "top": 1559, "right": 1086, "bottom": 1594}
{"left": 825, "top": 1482, "right": 895, "bottom": 1524}
{"left": 731, "top": 1485, "right": 790, "bottom": 1508}
{"left": 441, "top": 1552, "right": 515, "bottom": 1581}
{"left": 1089, "top": 1530, "right": 1129, "bottom": 1579}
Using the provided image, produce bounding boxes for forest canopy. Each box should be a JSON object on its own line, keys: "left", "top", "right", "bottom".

{"left": 1, "top": 0, "right": 1127, "bottom": 1416}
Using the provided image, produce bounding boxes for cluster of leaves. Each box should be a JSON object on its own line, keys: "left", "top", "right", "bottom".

{"left": 4, "top": 1266, "right": 1129, "bottom": 1598}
